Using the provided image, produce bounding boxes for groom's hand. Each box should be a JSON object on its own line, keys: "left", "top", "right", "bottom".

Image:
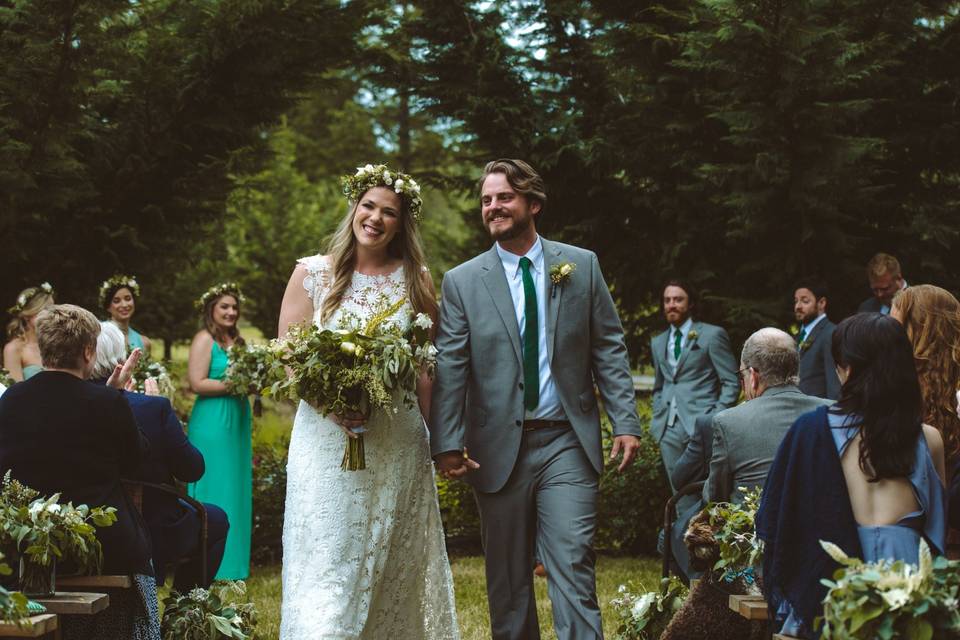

{"left": 434, "top": 449, "right": 479, "bottom": 480}
{"left": 610, "top": 435, "right": 640, "bottom": 472}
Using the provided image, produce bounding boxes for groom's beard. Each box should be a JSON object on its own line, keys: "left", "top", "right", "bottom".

{"left": 486, "top": 212, "right": 532, "bottom": 241}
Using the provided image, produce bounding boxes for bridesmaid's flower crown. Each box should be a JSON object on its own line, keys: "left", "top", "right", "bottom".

{"left": 8, "top": 282, "right": 54, "bottom": 315}
{"left": 98, "top": 275, "right": 140, "bottom": 308}
{"left": 196, "top": 282, "right": 246, "bottom": 311}
{"left": 341, "top": 164, "right": 423, "bottom": 222}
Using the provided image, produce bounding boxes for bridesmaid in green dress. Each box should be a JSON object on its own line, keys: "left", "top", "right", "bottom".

{"left": 99, "top": 275, "right": 152, "bottom": 354}
{"left": 187, "top": 283, "right": 251, "bottom": 580}
{"left": 3, "top": 283, "right": 55, "bottom": 382}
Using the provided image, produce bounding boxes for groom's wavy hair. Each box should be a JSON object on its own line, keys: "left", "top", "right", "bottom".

{"left": 478, "top": 159, "right": 547, "bottom": 212}
{"left": 321, "top": 184, "right": 438, "bottom": 326}
{"left": 832, "top": 313, "right": 923, "bottom": 482}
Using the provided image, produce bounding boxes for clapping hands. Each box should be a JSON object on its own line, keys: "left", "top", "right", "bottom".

{"left": 107, "top": 348, "right": 141, "bottom": 390}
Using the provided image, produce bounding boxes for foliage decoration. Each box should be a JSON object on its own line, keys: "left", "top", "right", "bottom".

{"left": 819, "top": 538, "right": 960, "bottom": 639}
{"left": 161, "top": 580, "right": 257, "bottom": 640}
{"left": 7, "top": 284, "right": 53, "bottom": 316}
{"left": 196, "top": 284, "right": 246, "bottom": 312}
{"left": 706, "top": 487, "right": 764, "bottom": 582}
{"left": 98, "top": 275, "right": 140, "bottom": 309}
{"left": 341, "top": 164, "right": 422, "bottom": 222}
{"left": 610, "top": 575, "right": 688, "bottom": 640}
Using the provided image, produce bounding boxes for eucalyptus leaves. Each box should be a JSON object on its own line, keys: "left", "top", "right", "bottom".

{"left": 705, "top": 486, "right": 764, "bottom": 584}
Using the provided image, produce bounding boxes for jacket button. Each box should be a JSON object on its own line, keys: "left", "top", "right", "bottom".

{"left": 515, "top": 420, "right": 522, "bottom": 427}
{"left": 518, "top": 383, "right": 524, "bottom": 390}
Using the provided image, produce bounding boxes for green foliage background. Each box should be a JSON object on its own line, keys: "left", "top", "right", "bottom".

{"left": 3, "top": 0, "right": 958, "bottom": 360}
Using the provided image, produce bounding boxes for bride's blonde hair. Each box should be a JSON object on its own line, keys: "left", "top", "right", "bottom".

{"left": 320, "top": 192, "right": 437, "bottom": 325}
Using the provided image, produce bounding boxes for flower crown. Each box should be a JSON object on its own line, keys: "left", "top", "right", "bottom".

{"left": 8, "top": 282, "right": 54, "bottom": 315}
{"left": 99, "top": 275, "right": 140, "bottom": 308}
{"left": 196, "top": 282, "right": 245, "bottom": 311}
{"left": 341, "top": 164, "right": 423, "bottom": 222}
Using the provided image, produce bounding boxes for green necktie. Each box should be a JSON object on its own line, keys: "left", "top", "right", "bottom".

{"left": 796, "top": 327, "right": 807, "bottom": 350}
{"left": 673, "top": 330, "right": 682, "bottom": 359}
{"left": 520, "top": 257, "right": 540, "bottom": 411}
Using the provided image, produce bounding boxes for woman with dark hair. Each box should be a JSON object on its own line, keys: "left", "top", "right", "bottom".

{"left": 186, "top": 283, "right": 251, "bottom": 580}
{"left": 99, "top": 275, "right": 152, "bottom": 354}
{"left": 757, "top": 313, "right": 946, "bottom": 639}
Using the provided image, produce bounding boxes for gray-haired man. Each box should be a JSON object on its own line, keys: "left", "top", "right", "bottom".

{"left": 704, "top": 328, "right": 833, "bottom": 504}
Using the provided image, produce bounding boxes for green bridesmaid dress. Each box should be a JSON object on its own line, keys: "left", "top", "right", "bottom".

{"left": 187, "top": 340, "right": 252, "bottom": 580}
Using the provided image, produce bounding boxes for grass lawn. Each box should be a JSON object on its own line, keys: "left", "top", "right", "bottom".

{"left": 237, "top": 555, "right": 660, "bottom": 639}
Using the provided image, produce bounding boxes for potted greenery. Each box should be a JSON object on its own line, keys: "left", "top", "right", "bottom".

{"left": 819, "top": 539, "right": 960, "bottom": 638}
{"left": 0, "top": 472, "right": 117, "bottom": 597}
{"left": 161, "top": 580, "right": 258, "bottom": 639}
{"left": 0, "top": 551, "right": 28, "bottom": 626}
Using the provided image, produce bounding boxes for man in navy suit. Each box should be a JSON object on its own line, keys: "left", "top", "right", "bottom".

{"left": 94, "top": 322, "right": 228, "bottom": 590}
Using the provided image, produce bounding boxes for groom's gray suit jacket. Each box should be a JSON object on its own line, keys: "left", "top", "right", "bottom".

{"left": 429, "top": 239, "right": 642, "bottom": 493}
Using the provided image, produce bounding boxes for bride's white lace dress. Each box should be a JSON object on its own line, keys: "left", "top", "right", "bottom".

{"left": 280, "top": 255, "right": 460, "bottom": 640}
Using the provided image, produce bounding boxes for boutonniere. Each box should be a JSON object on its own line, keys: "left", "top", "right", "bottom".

{"left": 687, "top": 329, "right": 699, "bottom": 341}
{"left": 798, "top": 340, "right": 811, "bottom": 353}
{"left": 549, "top": 262, "right": 576, "bottom": 298}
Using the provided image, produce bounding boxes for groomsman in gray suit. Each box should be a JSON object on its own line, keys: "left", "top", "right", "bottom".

{"left": 793, "top": 281, "right": 840, "bottom": 399}
{"left": 704, "top": 328, "right": 833, "bottom": 503}
{"left": 857, "top": 252, "right": 907, "bottom": 314}
{"left": 650, "top": 281, "right": 738, "bottom": 508}
{"left": 430, "top": 159, "right": 642, "bottom": 640}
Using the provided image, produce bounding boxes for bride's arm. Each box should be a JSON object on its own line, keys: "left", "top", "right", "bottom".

{"left": 278, "top": 264, "right": 314, "bottom": 339}
{"left": 416, "top": 271, "right": 438, "bottom": 420}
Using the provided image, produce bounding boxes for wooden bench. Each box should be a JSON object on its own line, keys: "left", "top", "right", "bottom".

{"left": 0, "top": 614, "right": 59, "bottom": 638}
{"left": 56, "top": 575, "right": 132, "bottom": 590}
{"left": 728, "top": 593, "right": 769, "bottom": 621}
{"left": 773, "top": 635, "right": 802, "bottom": 640}
{"left": 31, "top": 593, "right": 108, "bottom": 616}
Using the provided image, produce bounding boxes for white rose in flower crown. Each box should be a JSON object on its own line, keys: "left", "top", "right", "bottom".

{"left": 394, "top": 178, "right": 404, "bottom": 192}
{"left": 364, "top": 164, "right": 374, "bottom": 173}
{"left": 383, "top": 170, "right": 392, "bottom": 185}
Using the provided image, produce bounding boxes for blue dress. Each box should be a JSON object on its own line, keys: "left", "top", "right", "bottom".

{"left": 778, "top": 411, "right": 946, "bottom": 636}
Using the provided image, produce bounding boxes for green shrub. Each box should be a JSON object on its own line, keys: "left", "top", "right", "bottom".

{"left": 251, "top": 437, "right": 288, "bottom": 565}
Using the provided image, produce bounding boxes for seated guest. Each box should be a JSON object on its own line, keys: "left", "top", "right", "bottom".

{"left": 669, "top": 413, "right": 714, "bottom": 581}
{"left": 793, "top": 281, "right": 840, "bottom": 399}
{"left": 757, "top": 313, "right": 946, "bottom": 639}
{"left": 93, "top": 322, "right": 229, "bottom": 590}
{"left": 704, "top": 328, "right": 831, "bottom": 504}
{"left": 0, "top": 305, "right": 159, "bottom": 639}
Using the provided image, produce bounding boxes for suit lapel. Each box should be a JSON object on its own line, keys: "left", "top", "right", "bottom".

{"left": 675, "top": 321, "right": 700, "bottom": 375}
{"left": 800, "top": 318, "right": 827, "bottom": 360}
{"left": 542, "top": 238, "right": 563, "bottom": 363}
{"left": 480, "top": 246, "right": 523, "bottom": 367}
{"left": 653, "top": 330, "right": 673, "bottom": 381}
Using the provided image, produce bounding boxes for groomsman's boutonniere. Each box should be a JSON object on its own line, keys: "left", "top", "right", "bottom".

{"left": 687, "top": 329, "right": 699, "bottom": 341}
{"left": 798, "top": 340, "right": 811, "bottom": 353}
{"left": 549, "top": 262, "right": 576, "bottom": 298}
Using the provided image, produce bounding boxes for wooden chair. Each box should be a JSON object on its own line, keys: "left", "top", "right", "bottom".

{"left": 661, "top": 481, "right": 706, "bottom": 579}
{"left": 121, "top": 480, "right": 209, "bottom": 586}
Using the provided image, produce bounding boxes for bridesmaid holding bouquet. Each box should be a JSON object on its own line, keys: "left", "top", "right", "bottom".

{"left": 186, "top": 282, "right": 252, "bottom": 580}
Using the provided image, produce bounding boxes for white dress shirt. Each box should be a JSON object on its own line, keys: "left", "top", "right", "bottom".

{"left": 666, "top": 317, "right": 694, "bottom": 427}
{"left": 496, "top": 237, "right": 566, "bottom": 421}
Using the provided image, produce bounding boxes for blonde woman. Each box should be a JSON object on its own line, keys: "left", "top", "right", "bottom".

{"left": 3, "top": 283, "right": 55, "bottom": 381}
{"left": 276, "top": 165, "right": 458, "bottom": 639}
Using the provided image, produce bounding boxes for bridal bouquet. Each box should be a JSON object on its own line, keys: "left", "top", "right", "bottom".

{"left": 818, "top": 539, "right": 960, "bottom": 639}
{"left": 268, "top": 300, "right": 436, "bottom": 470}
{"left": 225, "top": 343, "right": 278, "bottom": 416}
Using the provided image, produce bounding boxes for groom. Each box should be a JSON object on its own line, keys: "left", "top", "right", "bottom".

{"left": 430, "top": 159, "right": 642, "bottom": 639}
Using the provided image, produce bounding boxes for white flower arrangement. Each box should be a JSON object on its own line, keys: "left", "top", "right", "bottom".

{"left": 196, "top": 282, "right": 246, "bottom": 311}
{"left": 341, "top": 163, "right": 423, "bottom": 221}
{"left": 8, "top": 282, "right": 54, "bottom": 315}
{"left": 610, "top": 576, "right": 688, "bottom": 640}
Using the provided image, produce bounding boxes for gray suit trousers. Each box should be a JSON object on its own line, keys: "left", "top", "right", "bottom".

{"left": 474, "top": 426, "right": 602, "bottom": 640}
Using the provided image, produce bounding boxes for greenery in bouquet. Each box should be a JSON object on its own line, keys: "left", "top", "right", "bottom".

{"left": 610, "top": 575, "right": 688, "bottom": 640}
{"left": 132, "top": 354, "right": 177, "bottom": 399}
{"left": 0, "top": 369, "right": 13, "bottom": 388}
{"left": 161, "top": 579, "right": 258, "bottom": 640}
{"left": 267, "top": 298, "right": 436, "bottom": 470}
{"left": 225, "top": 343, "right": 274, "bottom": 396}
{"left": 706, "top": 486, "right": 764, "bottom": 584}
{"left": 0, "top": 552, "right": 28, "bottom": 625}
{"left": 818, "top": 539, "right": 960, "bottom": 639}
{"left": 0, "top": 471, "right": 117, "bottom": 575}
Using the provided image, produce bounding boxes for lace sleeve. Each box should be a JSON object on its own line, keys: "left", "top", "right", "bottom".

{"left": 297, "top": 255, "right": 331, "bottom": 305}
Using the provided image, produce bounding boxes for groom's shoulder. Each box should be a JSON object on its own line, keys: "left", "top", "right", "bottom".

{"left": 546, "top": 240, "right": 596, "bottom": 262}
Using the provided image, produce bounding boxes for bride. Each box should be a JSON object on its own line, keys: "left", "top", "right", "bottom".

{"left": 277, "top": 164, "right": 460, "bottom": 639}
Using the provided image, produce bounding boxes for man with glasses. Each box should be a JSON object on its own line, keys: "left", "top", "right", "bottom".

{"left": 703, "top": 328, "right": 832, "bottom": 504}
